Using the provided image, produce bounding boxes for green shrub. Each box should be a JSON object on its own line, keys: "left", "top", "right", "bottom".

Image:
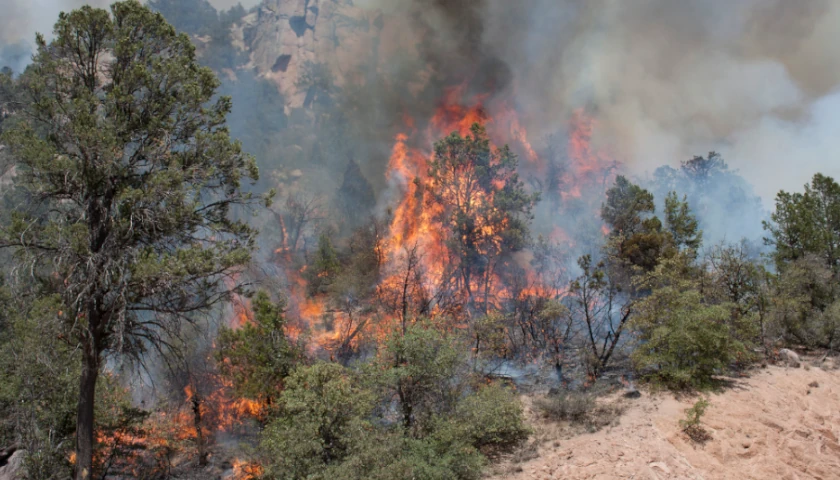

{"left": 215, "top": 291, "right": 302, "bottom": 406}
{"left": 448, "top": 383, "right": 531, "bottom": 453}
{"left": 631, "top": 286, "right": 747, "bottom": 390}
{"left": 257, "top": 325, "right": 530, "bottom": 480}
{"left": 259, "top": 363, "right": 375, "bottom": 480}
{"left": 679, "top": 398, "right": 711, "bottom": 443}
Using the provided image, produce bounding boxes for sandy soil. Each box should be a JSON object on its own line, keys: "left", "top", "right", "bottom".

{"left": 489, "top": 362, "right": 840, "bottom": 480}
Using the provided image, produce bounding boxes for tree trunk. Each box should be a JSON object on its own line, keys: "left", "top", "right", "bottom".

{"left": 192, "top": 392, "right": 208, "bottom": 467}
{"left": 75, "top": 347, "right": 99, "bottom": 480}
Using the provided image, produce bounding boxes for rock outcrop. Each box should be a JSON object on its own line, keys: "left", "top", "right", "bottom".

{"left": 235, "top": 0, "right": 383, "bottom": 114}
{"left": 0, "top": 449, "right": 25, "bottom": 480}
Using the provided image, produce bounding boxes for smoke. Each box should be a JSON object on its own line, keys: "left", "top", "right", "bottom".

{"left": 363, "top": 0, "right": 840, "bottom": 207}
{"left": 5, "top": 0, "right": 840, "bottom": 237}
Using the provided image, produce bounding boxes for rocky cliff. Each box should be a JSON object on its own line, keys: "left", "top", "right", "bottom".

{"left": 233, "top": 0, "right": 385, "bottom": 115}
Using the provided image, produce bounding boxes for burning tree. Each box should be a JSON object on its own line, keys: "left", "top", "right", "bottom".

{"left": 426, "top": 123, "right": 539, "bottom": 314}
{"left": 0, "top": 3, "right": 261, "bottom": 478}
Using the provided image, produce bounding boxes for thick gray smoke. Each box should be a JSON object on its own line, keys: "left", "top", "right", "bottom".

{"left": 5, "top": 0, "right": 840, "bottom": 242}
{"left": 366, "top": 0, "right": 840, "bottom": 207}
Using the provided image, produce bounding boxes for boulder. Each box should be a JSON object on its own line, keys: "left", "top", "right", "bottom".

{"left": 623, "top": 388, "right": 642, "bottom": 399}
{"left": 779, "top": 348, "right": 801, "bottom": 368}
{"left": 0, "top": 449, "right": 25, "bottom": 480}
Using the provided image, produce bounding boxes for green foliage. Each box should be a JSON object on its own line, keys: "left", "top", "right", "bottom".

{"left": 258, "top": 325, "right": 528, "bottom": 480}
{"left": 306, "top": 233, "right": 342, "bottom": 296}
{"left": 0, "top": 293, "right": 78, "bottom": 479}
{"left": 631, "top": 256, "right": 750, "bottom": 390}
{"left": 259, "top": 360, "right": 492, "bottom": 480}
{"left": 445, "top": 383, "right": 531, "bottom": 453}
{"left": 762, "top": 174, "right": 840, "bottom": 349}
{"left": 3, "top": 0, "right": 260, "bottom": 357}
{"left": 679, "top": 398, "right": 709, "bottom": 430}
{"left": 705, "top": 241, "right": 768, "bottom": 350}
{"left": 764, "top": 173, "right": 840, "bottom": 272}
{"left": 679, "top": 398, "right": 712, "bottom": 443}
{"left": 259, "top": 363, "right": 377, "bottom": 480}
{"left": 215, "top": 292, "right": 302, "bottom": 406}
{"left": 602, "top": 176, "right": 671, "bottom": 272}
{"left": 768, "top": 256, "right": 838, "bottom": 347}
{"left": 375, "top": 323, "right": 464, "bottom": 433}
{"left": 602, "top": 175, "right": 656, "bottom": 237}
{"left": 664, "top": 191, "right": 702, "bottom": 253}
{"left": 681, "top": 152, "right": 728, "bottom": 185}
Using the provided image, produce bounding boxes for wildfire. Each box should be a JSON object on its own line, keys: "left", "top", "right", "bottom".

{"left": 561, "top": 108, "right": 618, "bottom": 200}
{"left": 380, "top": 89, "right": 543, "bottom": 317}
{"left": 232, "top": 459, "right": 264, "bottom": 480}
{"left": 429, "top": 85, "right": 489, "bottom": 137}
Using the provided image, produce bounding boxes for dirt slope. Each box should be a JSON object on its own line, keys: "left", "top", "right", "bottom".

{"left": 489, "top": 362, "right": 840, "bottom": 480}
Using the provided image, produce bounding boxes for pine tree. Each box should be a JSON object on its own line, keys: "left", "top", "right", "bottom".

{"left": 0, "top": 3, "right": 262, "bottom": 477}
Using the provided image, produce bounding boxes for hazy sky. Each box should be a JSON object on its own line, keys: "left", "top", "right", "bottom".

{"left": 0, "top": 0, "right": 260, "bottom": 45}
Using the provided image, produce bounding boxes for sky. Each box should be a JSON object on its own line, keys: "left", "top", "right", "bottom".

{"left": 0, "top": 0, "right": 259, "bottom": 45}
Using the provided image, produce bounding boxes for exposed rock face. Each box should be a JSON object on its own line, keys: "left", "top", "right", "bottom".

{"left": 0, "top": 449, "right": 25, "bottom": 480}
{"left": 237, "top": 0, "right": 383, "bottom": 114}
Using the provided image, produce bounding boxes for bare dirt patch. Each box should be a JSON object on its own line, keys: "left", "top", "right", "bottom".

{"left": 489, "top": 362, "right": 840, "bottom": 479}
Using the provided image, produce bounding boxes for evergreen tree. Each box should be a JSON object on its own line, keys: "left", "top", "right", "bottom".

{"left": 306, "top": 233, "right": 341, "bottom": 296}
{"left": 0, "top": 3, "right": 261, "bottom": 477}
{"left": 764, "top": 173, "right": 840, "bottom": 274}
{"left": 601, "top": 175, "right": 655, "bottom": 237}
{"left": 664, "top": 191, "right": 702, "bottom": 253}
{"left": 216, "top": 292, "right": 302, "bottom": 407}
{"left": 602, "top": 176, "right": 670, "bottom": 272}
{"left": 680, "top": 151, "right": 728, "bottom": 187}
{"left": 631, "top": 255, "right": 749, "bottom": 390}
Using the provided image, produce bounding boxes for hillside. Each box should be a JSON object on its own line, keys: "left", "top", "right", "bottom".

{"left": 490, "top": 359, "right": 840, "bottom": 480}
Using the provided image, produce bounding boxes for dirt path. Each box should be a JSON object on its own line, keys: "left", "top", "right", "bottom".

{"left": 489, "top": 363, "right": 840, "bottom": 480}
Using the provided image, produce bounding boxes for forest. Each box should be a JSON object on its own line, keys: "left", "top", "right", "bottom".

{"left": 0, "top": 1, "right": 839, "bottom": 479}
